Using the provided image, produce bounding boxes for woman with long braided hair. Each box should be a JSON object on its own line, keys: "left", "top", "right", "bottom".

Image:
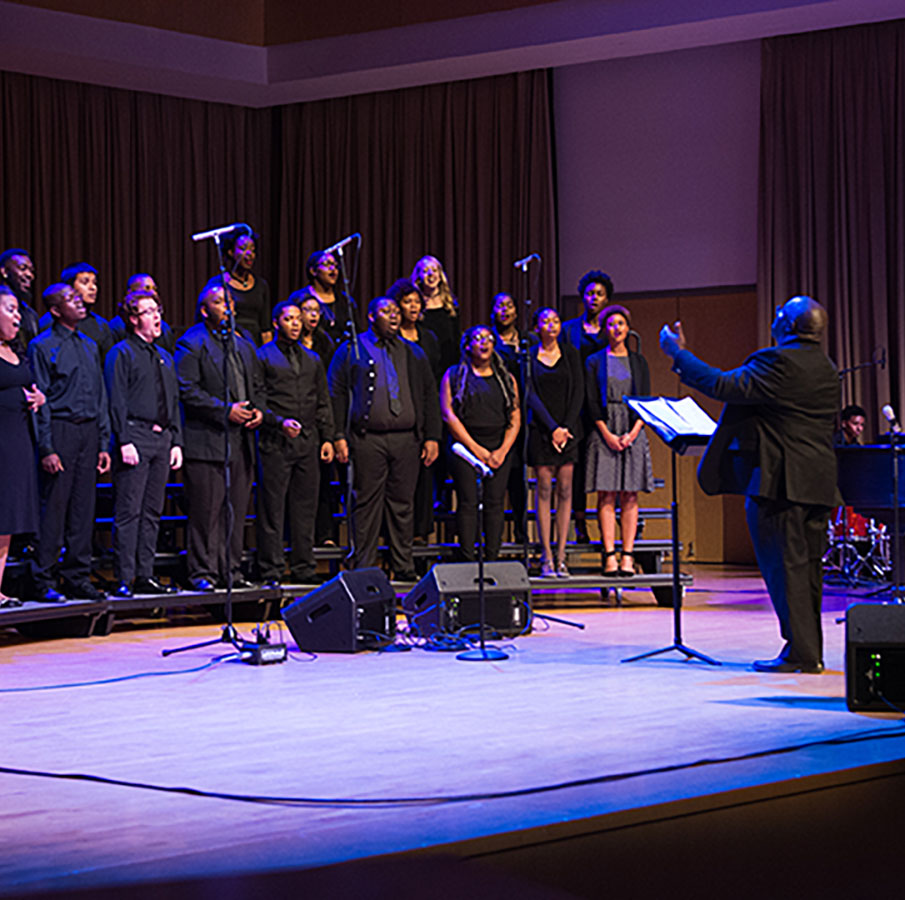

{"left": 440, "top": 325, "right": 520, "bottom": 561}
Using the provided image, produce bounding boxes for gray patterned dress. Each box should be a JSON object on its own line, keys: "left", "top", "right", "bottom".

{"left": 585, "top": 354, "right": 654, "bottom": 492}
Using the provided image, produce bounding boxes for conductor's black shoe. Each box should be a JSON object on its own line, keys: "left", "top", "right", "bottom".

{"left": 65, "top": 581, "right": 106, "bottom": 600}
{"left": 190, "top": 578, "right": 216, "bottom": 593}
{"left": 35, "top": 588, "right": 66, "bottom": 603}
{"left": 753, "top": 656, "right": 824, "bottom": 674}
{"left": 134, "top": 577, "right": 177, "bottom": 595}
{"left": 112, "top": 581, "right": 133, "bottom": 598}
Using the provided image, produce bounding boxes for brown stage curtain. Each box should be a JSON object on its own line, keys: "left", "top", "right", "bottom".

{"left": 0, "top": 69, "right": 556, "bottom": 334}
{"left": 0, "top": 72, "right": 272, "bottom": 328}
{"left": 275, "top": 69, "right": 558, "bottom": 331}
{"left": 758, "top": 19, "right": 905, "bottom": 424}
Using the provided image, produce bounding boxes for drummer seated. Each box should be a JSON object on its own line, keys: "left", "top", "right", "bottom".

{"left": 835, "top": 404, "right": 866, "bottom": 446}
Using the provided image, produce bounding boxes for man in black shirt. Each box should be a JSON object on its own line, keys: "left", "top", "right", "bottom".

{"left": 0, "top": 248, "right": 40, "bottom": 347}
{"left": 328, "top": 296, "right": 441, "bottom": 579}
{"left": 105, "top": 291, "right": 184, "bottom": 598}
{"left": 28, "top": 283, "right": 112, "bottom": 601}
{"left": 108, "top": 274, "right": 176, "bottom": 354}
{"left": 256, "top": 300, "right": 335, "bottom": 586}
{"left": 176, "top": 284, "right": 264, "bottom": 592}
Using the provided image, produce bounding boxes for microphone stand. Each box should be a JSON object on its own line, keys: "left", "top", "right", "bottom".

{"left": 457, "top": 460, "right": 508, "bottom": 661}
{"left": 164, "top": 228, "right": 249, "bottom": 659}
{"left": 334, "top": 235, "right": 361, "bottom": 566}
{"left": 514, "top": 256, "right": 539, "bottom": 571}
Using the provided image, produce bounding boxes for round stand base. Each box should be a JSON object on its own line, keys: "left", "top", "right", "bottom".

{"left": 456, "top": 648, "right": 509, "bottom": 661}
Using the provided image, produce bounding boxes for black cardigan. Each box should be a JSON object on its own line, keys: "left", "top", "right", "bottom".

{"left": 585, "top": 347, "right": 651, "bottom": 429}
{"left": 527, "top": 341, "right": 585, "bottom": 441}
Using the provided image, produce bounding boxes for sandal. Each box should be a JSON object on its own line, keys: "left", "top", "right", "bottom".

{"left": 602, "top": 548, "right": 619, "bottom": 575}
{"left": 618, "top": 552, "right": 635, "bottom": 578}
{"left": 540, "top": 559, "right": 557, "bottom": 578}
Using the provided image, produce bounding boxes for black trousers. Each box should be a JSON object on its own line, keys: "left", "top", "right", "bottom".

{"left": 745, "top": 496, "right": 831, "bottom": 665}
{"left": 350, "top": 430, "right": 420, "bottom": 573}
{"left": 450, "top": 450, "right": 513, "bottom": 561}
{"left": 112, "top": 427, "right": 171, "bottom": 583}
{"left": 257, "top": 439, "right": 319, "bottom": 582}
{"left": 184, "top": 441, "right": 253, "bottom": 583}
{"left": 33, "top": 419, "right": 99, "bottom": 591}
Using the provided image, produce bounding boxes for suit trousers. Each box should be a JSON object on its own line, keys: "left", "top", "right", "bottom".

{"left": 350, "top": 430, "right": 420, "bottom": 573}
{"left": 184, "top": 440, "right": 253, "bottom": 583}
{"left": 745, "top": 495, "right": 830, "bottom": 664}
{"left": 33, "top": 419, "right": 99, "bottom": 591}
{"left": 450, "top": 450, "right": 513, "bottom": 562}
{"left": 257, "top": 439, "right": 319, "bottom": 582}
{"left": 113, "top": 427, "right": 171, "bottom": 583}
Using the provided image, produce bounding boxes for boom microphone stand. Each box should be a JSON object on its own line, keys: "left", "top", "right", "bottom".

{"left": 514, "top": 252, "right": 541, "bottom": 569}
{"left": 164, "top": 223, "right": 253, "bottom": 659}
{"left": 328, "top": 234, "right": 362, "bottom": 566}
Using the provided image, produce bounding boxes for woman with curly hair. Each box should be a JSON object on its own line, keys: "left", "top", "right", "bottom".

{"left": 561, "top": 269, "right": 614, "bottom": 544}
{"left": 440, "top": 326, "right": 520, "bottom": 561}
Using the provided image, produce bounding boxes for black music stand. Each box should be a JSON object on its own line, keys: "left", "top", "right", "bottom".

{"left": 621, "top": 396, "right": 720, "bottom": 666}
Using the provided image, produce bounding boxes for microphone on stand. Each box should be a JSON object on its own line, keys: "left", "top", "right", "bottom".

{"left": 882, "top": 404, "right": 902, "bottom": 434}
{"left": 513, "top": 253, "right": 541, "bottom": 271}
{"left": 451, "top": 442, "right": 493, "bottom": 479}
{"left": 323, "top": 233, "right": 361, "bottom": 255}
{"left": 192, "top": 223, "right": 251, "bottom": 242}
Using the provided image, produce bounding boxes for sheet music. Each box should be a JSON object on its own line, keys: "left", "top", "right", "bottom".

{"left": 639, "top": 397, "right": 717, "bottom": 437}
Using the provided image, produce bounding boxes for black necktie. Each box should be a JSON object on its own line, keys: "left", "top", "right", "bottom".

{"left": 381, "top": 338, "right": 402, "bottom": 416}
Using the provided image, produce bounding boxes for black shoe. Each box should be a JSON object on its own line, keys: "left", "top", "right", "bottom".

{"left": 231, "top": 577, "right": 257, "bottom": 590}
{"left": 133, "top": 576, "right": 178, "bottom": 595}
{"left": 64, "top": 582, "right": 107, "bottom": 600}
{"left": 112, "top": 581, "right": 133, "bottom": 598}
{"left": 617, "top": 552, "right": 636, "bottom": 578}
{"left": 0, "top": 596, "right": 24, "bottom": 608}
{"left": 190, "top": 578, "right": 216, "bottom": 593}
{"left": 753, "top": 656, "right": 824, "bottom": 674}
{"left": 35, "top": 587, "right": 67, "bottom": 603}
{"left": 261, "top": 579, "right": 281, "bottom": 590}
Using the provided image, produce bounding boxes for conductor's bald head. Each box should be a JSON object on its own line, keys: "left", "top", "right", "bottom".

{"left": 773, "top": 295, "right": 827, "bottom": 343}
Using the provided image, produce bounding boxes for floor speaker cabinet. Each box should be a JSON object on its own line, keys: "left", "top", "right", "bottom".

{"left": 281, "top": 568, "right": 396, "bottom": 653}
{"left": 403, "top": 561, "right": 531, "bottom": 638}
{"left": 846, "top": 602, "right": 905, "bottom": 712}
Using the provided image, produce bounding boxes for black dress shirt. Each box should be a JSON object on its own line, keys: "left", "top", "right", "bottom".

{"left": 257, "top": 338, "right": 335, "bottom": 448}
{"left": 104, "top": 333, "right": 183, "bottom": 448}
{"left": 27, "top": 322, "right": 111, "bottom": 456}
{"left": 39, "top": 308, "right": 114, "bottom": 361}
{"left": 109, "top": 315, "right": 176, "bottom": 355}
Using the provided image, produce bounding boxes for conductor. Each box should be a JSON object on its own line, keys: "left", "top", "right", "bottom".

{"left": 659, "top": 296, "right": 840, "bottom": 673}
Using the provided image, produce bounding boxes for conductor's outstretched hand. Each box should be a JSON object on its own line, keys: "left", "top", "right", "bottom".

{"left": 659, "top": 321, "right": 686, "bottom": 359}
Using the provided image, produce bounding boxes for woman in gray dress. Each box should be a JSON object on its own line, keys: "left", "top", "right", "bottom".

{"left": 584, "top": 304, "right": 654, "bottom": 576}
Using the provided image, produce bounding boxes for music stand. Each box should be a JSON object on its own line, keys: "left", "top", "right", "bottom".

{"left": 621, "top": 396, "right": 720, "bottom": 666}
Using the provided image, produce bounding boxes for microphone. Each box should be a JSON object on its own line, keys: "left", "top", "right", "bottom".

{"left": 323, "top": 233, "right": 361, "bottom": 255}
{"left": 882, "top": 404, "right": 902, "bottom": 433}
{"left": 191, "top": 222, "right": 251, "bottom": 242}
{"left": 513, "top": 253, "right": 540, "bottom": 271}
{"left": 451, "top": 442, "right": 493, "bottom": 478}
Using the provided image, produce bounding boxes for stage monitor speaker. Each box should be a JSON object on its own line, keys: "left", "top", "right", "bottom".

{"left": 846, "top": 602, "right": 905, "bottom": 712}
{"left": 402, "top": 561, "right": 531, "bottom": 638}
{"left": 281, "top": 567, "right": 396, "bottom": 653}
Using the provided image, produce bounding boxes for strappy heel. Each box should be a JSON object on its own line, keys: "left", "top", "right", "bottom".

{"left": 602, "top": 548, "right": 619, "bottom": 575}
{"left": 618, "top": 551, "right": 636, "bottom": 578}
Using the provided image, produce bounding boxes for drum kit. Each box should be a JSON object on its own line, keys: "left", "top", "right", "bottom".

{"left": 823, "top": 505, "right": 891, "bottom": 583}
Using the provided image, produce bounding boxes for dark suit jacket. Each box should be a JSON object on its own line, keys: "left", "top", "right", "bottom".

{"left": 175, "top": 322, "right": 264, "bottom": 461}
{"left": 328, "top": 334, "right": 442, "bottom": 445}
{"left": 672, "top": 338, "right": 841, "bottom": 507}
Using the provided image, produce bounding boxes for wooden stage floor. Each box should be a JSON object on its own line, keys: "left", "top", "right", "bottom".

{"left": 1, "top": 565, "right": 904, "bottom": 898}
